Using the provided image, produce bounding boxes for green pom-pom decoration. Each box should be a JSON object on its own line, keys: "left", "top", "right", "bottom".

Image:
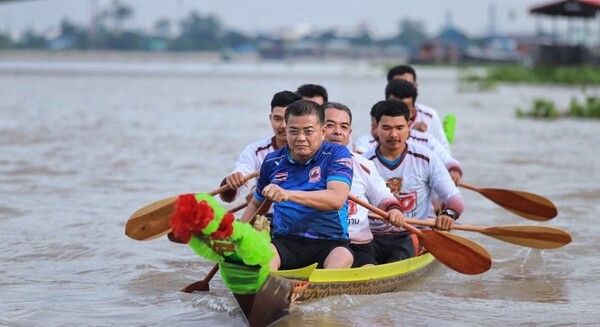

{"left": 194, "top": 193, "right": 226, "bottom": 235}
{"left": 184, "top": 196, "right": 275, "bottom": 294}
{"left": 188, "top": 236, "right": 222, "bottom": 262}
{"left": 219, "top": 261, "right": 271, "bottom": 294}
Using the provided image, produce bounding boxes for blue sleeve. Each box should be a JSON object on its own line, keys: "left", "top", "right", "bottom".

{"left": 326, "top": 144, "right": 353, "bottom": 187}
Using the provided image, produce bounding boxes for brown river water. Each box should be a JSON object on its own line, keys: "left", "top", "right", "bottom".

{"left": 1, "top": 54, "right": 599, "bottom": 326}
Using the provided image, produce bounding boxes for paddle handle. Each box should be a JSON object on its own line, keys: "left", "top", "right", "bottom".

{"left": 348, "top": 195, "right": 422, "bottom": 235}
{"left": 209, "top": 170, "right": 260, "bottom": 196}
{"left": 368, "top": 213, "right": 486, "bottom": 233}
{"left": 457, "top": 181, "right": 479, "bottom": 193}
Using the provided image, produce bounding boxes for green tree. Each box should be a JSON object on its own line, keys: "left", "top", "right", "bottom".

{"left": 173, "top": 11, "right": 223, "bottom": 50}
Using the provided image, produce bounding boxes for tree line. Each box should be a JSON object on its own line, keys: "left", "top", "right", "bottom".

{"left": 0, "top": 0, "right": 429, "bottom": 53}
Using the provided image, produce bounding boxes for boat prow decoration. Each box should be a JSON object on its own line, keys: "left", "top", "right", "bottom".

{"left": 231, "top": 262, "right": 316, "bottom": 327}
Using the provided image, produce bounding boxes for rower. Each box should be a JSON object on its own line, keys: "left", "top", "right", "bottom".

{"left": 363, "top": 99, "right": 465, "bottom": 264}
{"left": 240, "top": 100, "right": 354, "bottom": 270}
{"left": 322, "top": 102, "right": 405, "bottom": 267}
{"left": 387, "top": 65, "right": 450, "bottom": 152}
{"left": 219, "top": 90, "right": 301, "bottom": 203}
{"left": 385, "top": 79, "right": 463, "bottom": 185}
{"left": 296, "top": 83, "right": 328, "bottom": 105}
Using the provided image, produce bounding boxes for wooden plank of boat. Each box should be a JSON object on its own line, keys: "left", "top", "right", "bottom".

{"left": 272, "top": 252, "right": 436, "bottom": 301}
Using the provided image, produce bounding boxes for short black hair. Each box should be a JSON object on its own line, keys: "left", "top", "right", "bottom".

{"left": 369, "top": 100, "right": 386, "bottom": 118}
{"left": 296, "top": 84, "right": 328, "bottom": 103}
{"left": 271, "top": 90, "right": 302, "bottom": 111}
{"left": 285, "top": 99, "right": 324, "bottom": 125}
{"left": 374, "top": 99, "right": 411, "bottom": 123}
{"left": 386, "top": 65, "right": 417, "bottom": 82}
{"left": 385, "top": 79, "right": 418, "bottom": 104}
{"left": 320, "top": 102, "right": 352, "bottom": 124}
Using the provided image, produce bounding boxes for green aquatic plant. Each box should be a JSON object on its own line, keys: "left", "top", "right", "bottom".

{"left": 517, "top": 96, "right": 600, "bottom": 119}
{"left": 467, "top": 65, "right": 600, "bottom": 85}
{"left": 569, "top": 96, "right": 600, "bottom": 118}
{"left": 516, "top": 98, "right": 560, "bottom": 118}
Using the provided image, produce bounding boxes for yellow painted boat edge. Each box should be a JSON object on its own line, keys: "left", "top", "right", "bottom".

{"left": 271, "top": 253, "right": 435, "bottom": 283}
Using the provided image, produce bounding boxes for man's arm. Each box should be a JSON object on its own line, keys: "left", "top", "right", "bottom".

{"left": 262, "top": 180, "right": 350, "bottom": 210}
{"left": 240, "top": 197, "right": 263, "bottom": 223}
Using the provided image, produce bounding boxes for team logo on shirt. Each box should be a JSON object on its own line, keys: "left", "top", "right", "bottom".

{"left": 274, "top": 172, "right": 288, "bottom": 183}
{"left": 386, "top": 177, "right": 403, "bottom": 194}
{"left": 347, "top": 200, "right": 357, "bottom": 216}
{"left": 335, "top": 158, "right": 353, "bottom": 169}
{"left": 309, "top": 166, "right": 321, "bottom": 183}
{"left": 386, "top": 177, "right": 417, "bottom": 212}
{"left": 396, "top": 191, "right": 417, "bottom": 212}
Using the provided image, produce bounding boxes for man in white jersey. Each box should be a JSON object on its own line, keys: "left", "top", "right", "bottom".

{"left": 322, "top": 102, "right": 405, "bottom": 267}
{"left": 355, "top": 99, "right": 462, "bottom": 184}
{"left": 353, "top": 101, "right": 382, "bottom": 154}
{"left": 296, "top": 83, "right": 328, "bottom": 105}
{"left": 385, "top": 80, "right": 462, "bottom": 184}
{"left": 363, "top": 99, "right": 465, "bottom": 264}
{"left": 220, "top": 90, "right": 302, "bottom": 202}
{"left": 387, "top": 65, "right": 450, "bottom": 152}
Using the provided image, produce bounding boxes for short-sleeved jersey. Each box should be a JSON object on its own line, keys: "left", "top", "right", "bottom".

{"left": 409, "top": 130, "right": 462, "bottom": 175}
{"left": 414, "top": 103, "right": 450, "bottom": 153}
{"left": 354, "top": 131, "right": 462, "bottom": 175}
{"left": 364, "top": 142, "right": 464, "bottom": 235}
{"left": 348, "top": 153, "right": 400, "bottom": 244}
{"left": 353, "top": 133, "right": 378, "bottom": 154}
{"left": 255, "top": 142, "right": 353, "bottom": 240}
{"left": 220, "top": 136, "right": 282, "bottom": 202}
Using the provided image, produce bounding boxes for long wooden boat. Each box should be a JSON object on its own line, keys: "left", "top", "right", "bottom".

{"left": 273, "top": 252, "right": 436, "bottom": 301}
{"left": 230, "top": 253, "right": 435, "bottom": 326}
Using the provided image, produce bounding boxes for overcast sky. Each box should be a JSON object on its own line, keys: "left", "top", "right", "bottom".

{"left": 0, "top": 0, "right": 563, "bottom": 38}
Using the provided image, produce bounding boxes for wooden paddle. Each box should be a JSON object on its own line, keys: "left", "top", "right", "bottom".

{"left": 181, "top": 198, "right": 273, "bottom": 293}
{"left": 349, "top": 195, "right": 492, "bottom": 275}
{"left": 368, "top": 214, "right": 571, "bottom": 249}
{"left": 458, "top": 182, "right": 558, "bottom": 221}
{"left": 125, "top": 171, "right": 259, "bottom": 241}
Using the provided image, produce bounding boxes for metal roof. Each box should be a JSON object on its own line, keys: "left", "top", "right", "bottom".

{"left": 530, "top": 0, "right": 600, "bottom": 17}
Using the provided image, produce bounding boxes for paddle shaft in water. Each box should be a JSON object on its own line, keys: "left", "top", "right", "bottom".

{"left": 349, "top": 194, "right": 491, "bottom": 275}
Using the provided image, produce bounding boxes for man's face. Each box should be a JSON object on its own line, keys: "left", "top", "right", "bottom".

{"left": 377, "top": 115, "right": 411, "bottom": 153}
{"left": 286, "top": 113, "right": 325, "bottom": 162}
{"left": 269, "top": 106, "right": 287, "bottom": 145}
{"left": 303, "top": 96, "right": 325, "bottom": 105}
{"left": 324, "top": 108, "right": 352, "bottom": 146}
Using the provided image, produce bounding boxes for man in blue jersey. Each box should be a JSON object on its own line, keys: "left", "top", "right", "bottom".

{"left": 241, "top": 100, "right": 354, "bottom": 270}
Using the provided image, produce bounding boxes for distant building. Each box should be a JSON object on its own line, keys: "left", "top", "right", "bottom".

{"left": 529, "top": 0, "right": 600, "bottom": 66}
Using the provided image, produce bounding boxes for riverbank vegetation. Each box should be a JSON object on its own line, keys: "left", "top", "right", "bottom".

{"left": 516, "top": 96, "right": 600, "bottom": 119}
{"left": 464, "top": 65, "right": 600, "bottom": 86}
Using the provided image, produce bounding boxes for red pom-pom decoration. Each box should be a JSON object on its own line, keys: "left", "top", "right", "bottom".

{"left": 194, "top": 200, "right": 215, "bottom": 231}
{"left": 211, "top": 212, "right": 235, "bottom": 239}
{"left": 170, "top": 194, "right": 216, "bottom": 243}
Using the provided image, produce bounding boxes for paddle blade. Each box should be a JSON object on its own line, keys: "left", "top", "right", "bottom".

{"left": 181, "top": 280, "right": 210, "bottom": 293}
{"left": 483, "top": 225, "right": 572, "bottom": 249}
{"left": 419, "top": 230, "right": 492, "bottom": 275}
{"left": 477, "top": 188, "right": 557, "bottom": 221}
{"left": 125, "top": 196, "right": 176, "bottom": 240}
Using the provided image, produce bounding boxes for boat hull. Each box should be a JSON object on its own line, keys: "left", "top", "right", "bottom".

{"left": 274, "top": 253, "right": 436, "bottom": 301}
